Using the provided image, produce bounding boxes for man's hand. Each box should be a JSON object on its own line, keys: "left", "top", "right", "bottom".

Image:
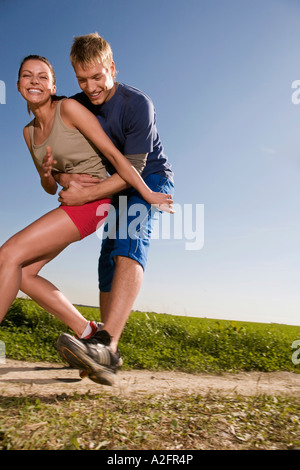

{"left": 58, "top": 180, "right": 90, "bottom": 206}
{"left": 57, "top": 172, "right": 129, "bottom": 205}
{"left": 54, "top": 172, "right": 101, "bottom": 189}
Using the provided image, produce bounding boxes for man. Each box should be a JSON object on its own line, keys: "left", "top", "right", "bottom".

{"left": 56, "top": 33, "right": 174, "bottom": 386}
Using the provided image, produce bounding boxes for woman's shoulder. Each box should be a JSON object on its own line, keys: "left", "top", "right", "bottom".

{"left": 60, "top": 97, "right": 84, "bottom": 113}
{"left": 59, "top": 97, "right": 94, "bottom": 129}
{"left": 60, "top": 97, "right": 87, "bottom": 120}
{"left": 23, "top": 122, "right": 33, "bottom": 151}
{"left": 23, "top": 119, "right": 34, "bottom": 138}
{"left": 24, "top": 115, "right": 35, "bottom": 129}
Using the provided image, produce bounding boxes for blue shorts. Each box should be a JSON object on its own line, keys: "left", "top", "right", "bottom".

{"left": 98, "top": 174, "right": 174, "bottom": 292}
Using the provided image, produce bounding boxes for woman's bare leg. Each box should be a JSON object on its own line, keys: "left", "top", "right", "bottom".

{"left": 0, "top": 208, "right": 88, "bottom": 336}
{"left": 20, "top": 257, "right": 89, "bottom": 337}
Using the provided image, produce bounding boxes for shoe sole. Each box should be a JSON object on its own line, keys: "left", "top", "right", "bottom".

{"left": 57, "top": 334, "right": 115, "bottom": 386}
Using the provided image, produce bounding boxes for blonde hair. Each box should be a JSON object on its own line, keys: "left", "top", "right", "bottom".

{"left": 70, "top": 33, "right": 116, "bottom": 76}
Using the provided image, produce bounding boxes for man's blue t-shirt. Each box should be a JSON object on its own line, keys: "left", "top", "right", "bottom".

{"left": 71, "top": 83, "right": 174, "bottom": 183}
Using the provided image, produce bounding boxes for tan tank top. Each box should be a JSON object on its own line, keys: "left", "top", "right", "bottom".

{"left": 27, "top": 100, "right": 108, "bottom": 181}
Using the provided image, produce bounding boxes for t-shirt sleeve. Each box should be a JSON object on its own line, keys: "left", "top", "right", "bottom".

{"left": 123, "top": 96, "right": 156, "bottom": 155}
{"left": 125, "top": 153, "right": 148, "bottom": 174}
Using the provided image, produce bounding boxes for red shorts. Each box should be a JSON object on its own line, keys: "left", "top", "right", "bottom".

{"left": 60, "top": 198, "right": 111, "bottom": 239}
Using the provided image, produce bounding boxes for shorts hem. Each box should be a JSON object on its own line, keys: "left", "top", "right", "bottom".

{"left": 111, "top": 251, "right": 145, "bottom": 271}
{"left": 98, "top": 252, "right": 145, "bottom": 293}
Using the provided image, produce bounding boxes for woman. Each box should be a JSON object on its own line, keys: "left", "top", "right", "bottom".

{"left": 0, "top": 55, "right": 173, "bottom": 340}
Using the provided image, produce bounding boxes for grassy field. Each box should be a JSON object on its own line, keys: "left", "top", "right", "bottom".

{"left": 1, "top": 393, "right": 299, "bottom": 450}
{"left": 0, "top": 298, "right": 299, "bottom": 373}
{"left": 0, "top": 298, "right": 299, "bottom": 450}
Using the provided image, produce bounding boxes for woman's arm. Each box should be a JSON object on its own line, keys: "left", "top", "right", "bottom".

{"left": 60, "top": 99, "right": 173, "bottom": 207}
{"left": 23, "top": 127, "right": 57, "bottom": 195}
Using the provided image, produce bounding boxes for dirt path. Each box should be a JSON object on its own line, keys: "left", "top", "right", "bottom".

{"left": 1, "top": 359, "right": 299, "bottom": 398}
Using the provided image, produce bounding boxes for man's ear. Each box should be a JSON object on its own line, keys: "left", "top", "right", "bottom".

{"left": 110, "top": 61, "right": 116, "bottom": 78}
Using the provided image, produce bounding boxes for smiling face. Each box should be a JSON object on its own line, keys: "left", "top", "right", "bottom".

{"left": 74, "top": 62, "right": 116, "bottom": 105}
{"left": 17, "top": 59, "right": 56, "bottom": 106}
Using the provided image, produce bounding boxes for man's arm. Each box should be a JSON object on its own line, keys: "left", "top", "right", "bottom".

{"left": 58, "top": 172, "right": 129, "bottom": 205}
{"left": 54, "top": 172, "right": 103, "bottom": 188}
{"left": 54, "top": 153, "right": 147, "bottom": 189}
{"left": 57, "top": 153, "right": 148, "bottom": 205}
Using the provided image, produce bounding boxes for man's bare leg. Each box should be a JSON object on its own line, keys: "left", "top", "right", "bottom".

{"left": 56, "top": 255, "right": 143, "bottom": 384}
{"left": 100, "top": 255, "right": 143, "bottom": 352}
{"left": 99, "top": 292, "right": 110, "bottom": 323}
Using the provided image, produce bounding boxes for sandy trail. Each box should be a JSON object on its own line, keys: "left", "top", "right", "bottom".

{"left": 0, "top": 359, "right": 299, "bottom": 398}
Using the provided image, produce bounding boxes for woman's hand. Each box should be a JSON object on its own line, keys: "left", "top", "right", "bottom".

{"left": 149, "top": 192, "right": 175, "bottom": 213}
{"left": 41, "top": 146, "right": 57, "bottom": 178}
{"left": 39, "top": 146, "right": 57, "bottom": 195}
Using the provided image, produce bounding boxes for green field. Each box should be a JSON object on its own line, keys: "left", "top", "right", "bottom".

{"left": 1, "top": 299, "right": 299, "bottom": 450}
{"left": 0, "top": 298, "right": 299, "bottom": 373}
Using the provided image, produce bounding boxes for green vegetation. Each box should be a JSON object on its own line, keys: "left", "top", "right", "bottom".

{"left": 0, "top": 299, "right": 299, "bottom": 450}
{"left": 0, "top": 298, "right": 299, "bottom": 373}
{"left": 0, "top": 393, "right": 299, "bottom": 450}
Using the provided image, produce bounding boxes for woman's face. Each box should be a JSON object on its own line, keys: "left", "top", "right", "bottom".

{"left": 17, "top": 59, "right": 56, "bottom": 105}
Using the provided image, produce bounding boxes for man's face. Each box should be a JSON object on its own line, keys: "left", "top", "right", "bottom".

{"left": 74, "top": 62, "right": 116, "bottom": 105}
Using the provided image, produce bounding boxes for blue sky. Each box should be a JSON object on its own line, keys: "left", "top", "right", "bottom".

{"left": 0, "top": 0, "right": 299, "bottom": 325}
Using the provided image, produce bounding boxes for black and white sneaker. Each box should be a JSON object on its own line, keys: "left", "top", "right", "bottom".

{"left": 56, "top": 330, "right": 121, "bottom": 386}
